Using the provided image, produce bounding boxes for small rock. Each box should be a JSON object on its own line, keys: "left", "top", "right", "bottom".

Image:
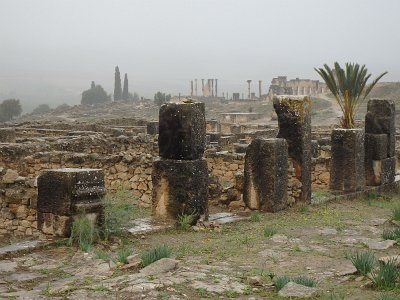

{"left": 355, "top": 276, "right": 364, "bottom": 282}
{"left": 248, "top": 276, "right": 263, "bottom": 286}
{"left": 127, "top": 254, "right": 140, "bottom": 265}
{"left": 2, "top": 169, "right": 19, "bottom": 184}
{"left": 378, "top": 255, "right": 400, "bottom": 265}
{"left": 278, "top": 282, "right": 318, "bottom": 298}
{"left": 270, "top": 234, "right": 288, "bottom": 243}
{"left": 140, "top": 258, "right": 179, "bottom": 276}
{"left": 109, "top": 260, "right": 117, "bottom": 270}
{"left": 365, "top": 239, "right": 396, "bottom": 250}
{"left": 336, "top": 264, "right": 357, "bottom": 276}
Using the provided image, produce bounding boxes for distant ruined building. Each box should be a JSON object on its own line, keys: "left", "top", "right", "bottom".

{"left": 267, "top": 76, "right": 327, "bottom": 100}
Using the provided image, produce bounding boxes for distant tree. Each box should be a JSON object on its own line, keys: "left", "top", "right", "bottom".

{"left": 0, "top": 99, "right": 22, "bottom": 121}
{"left": 132, "top": 92, "right": 140, "bottom": 102}
{"left": 114, "top": 66, "right": 122, "bottom": 101}
{"left": 32, "top": 104, "right": 51, "bottom": 114}
{"left": 55, "top": 103, "right": 71, "bottom": 111}
{"left": 81, "top": 81, "right": 111, "bottom": 105}
{"left": 154, "top": 92, "right": 171, "bottom": 106}
{"left": 122, "top": 73, "right": 129, "bottom": 101}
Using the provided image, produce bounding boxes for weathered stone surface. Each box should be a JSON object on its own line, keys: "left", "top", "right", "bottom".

{"left": 278, "top": 282, "right": 318, "bottom": 298}
{"left": 146, "top": 121, "right": 159, "bottom": 135}
{"left": 158, "top": 102, "right": 206, "bottom": 160}
{"left": 140, "top": 258, "right": 179, "bottom": 276}
{"left": 0, "top": 128, "right": 16, "bottom": 143}
{"left": 365, "top": 133, "right": 388, "bottom": 160}
{"left": 273, "top": 96, "right": 311, "bottom": 203}
{"left": 37, "top": 168, "right": 105, "bottom": 237}
{"left": 371, "top": 157, "right": 396, "bottom": 185}
{"left": 2, "top": 169, "right": 19, "bottom": 184}
{"left": 152, "top": 158, "right": 208, "bottom": 223}
{"left": 365, "top": 99, "right": 395, "bottom": 157}
{"left": 378, "top": 255, "right": 400, "bottom": 265}
{"left": 330, "top": 128, "right": 365, "bottom": 192}
{"left": 0, "top": 261, "right": 18, "bottom": 272}
{"left": 243, "top": 138, "right": 288, "bottom": 212}
{"left": 364, "top": 239, "right": 396, "bottom": 250}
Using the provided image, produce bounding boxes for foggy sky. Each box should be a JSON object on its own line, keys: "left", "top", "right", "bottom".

{"left": 1, "top": 0, "right": 400, "bottom": 110}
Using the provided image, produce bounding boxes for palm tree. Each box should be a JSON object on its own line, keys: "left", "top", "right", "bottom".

{"left": 315, "top": 62, "right": 387, "bottom": 128}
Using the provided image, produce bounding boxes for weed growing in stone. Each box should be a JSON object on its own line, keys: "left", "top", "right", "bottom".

{"left": 141, "top": 245, "right": 171, "bottom": 267}
{"left": 382, "top": 228, "right": 400, "bottom": 240}
{"left": 371, "top": 259, "right": 400, "bottom": 290}
{"left": 263, "top": 226, "right": 277, "bottom": 237}
{"left": 273, "top": 275, "right": 290, "bottom": 291}
{"left": 176, "top": 214, "right": 193, "bottom": 230}
{"left": 116, "top": 247, "right": 133, "bottom": 264}
{"left": 349, "top": 251, "right": 375, "bottom": 275}
{"left": 292, "top": 275, "right": 317, "bottom": 287}
{"left": 250, "top": 211, "right": 261, "bottom": 222}
{"left": 69, "top": 211, "right": 98, "bottom": 251}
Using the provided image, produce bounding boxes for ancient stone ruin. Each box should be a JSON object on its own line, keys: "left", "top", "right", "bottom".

{"left": 243, "top": 138, "right": 288, "bottom": 212}
{"left": 273, "top": 95, "right": 312, "bottom": 203}
{"left": 365, "top": 99, "right": 396, "bottom": 185}
{"left": 37, "top": 168, "right": 105, "bottom": 237}
{"left": 152, "top": 102, "right": 208, "bottom": 223}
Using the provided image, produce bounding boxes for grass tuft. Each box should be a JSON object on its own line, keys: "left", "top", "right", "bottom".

{"left": 273, "top": 275, "right": 290, "bottom": 291}
{"left": 141, "top": 245, "right": 171, "bottom": 267}
{"left": 177, "top": 214, "right": 193, "bottom": 230}
{"left": 116, "top": 247, "right": 133, "bottom": 264}
{"left": 371, "top": 258, "right": 400, "bottom": 290}
{"left": 391, "top": 206, "right": 400, "bottom": 221}
{"left": 349, "top": 251, "right": 375, "bottom": 275}
{"left": 94, "top": 248, "right": 111, "bottom": 261}
{"left": 292, "top": 275, "right": 318, "bottom": 287}
{"left": 376, "top": 293, "right": 399, "bottom": 300}
{"left": 69, "top": 211, "right": 98, "bottom": 251}
{"left": 263, "top": 226, "right": 277, "bottom": 237}
{"left": 382, "top": 228, "right": 400, "bottom": 240}
{"left": 250, "top": 211, "right": 261, "bottom": 222}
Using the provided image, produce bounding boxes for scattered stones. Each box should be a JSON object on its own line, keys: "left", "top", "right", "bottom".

{"left": 278, "top": 282, "right": 318, "bottom": 298}
{"left": 364, "top": 239, "right": 396, "bottom": 250}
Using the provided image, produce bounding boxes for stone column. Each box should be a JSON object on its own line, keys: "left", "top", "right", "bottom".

{"left": 0, "top": 128, "right": 16, "bottom": 143}
{"left": 258, "top": 80, "right": 262, "bottom": 99}
{"left": 37, "top": 168, "right": 105, "bottom": 237}
{"left": 330, "top": 129, "right": 365, "bottom": 191}
{"left": 273, "top": 96, "right": 311, "bottom": 203}
{"left": 201, "top": 79, "right": 205, "bottom": 96}
{"left": 365, "top": 99, "right": 396, "bottom": 185}
{"left": 215, "top": 79, "right": 218, "bottom": 97}
{"left": 195, "top": 79, "right": 198, "bottom": 96}
{"left": 243, "top": 138, "right": 288, "bottom": 212}
{"left": 211, "top": 79, "right": 214, "bottom": 97}
{"left": 247, "top": 80, "right": 252, "bottom": 99}
{"left": 153, "top": 102, "right": 208, "bottom": 223}
{"left": 190, "top": 80, "right": 193, "bottom": 97}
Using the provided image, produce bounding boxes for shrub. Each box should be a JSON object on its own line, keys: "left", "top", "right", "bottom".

{"left": 349, "top": 251, "right": 375, "bottom": 275}
{"left": 264, "top": 226, "right": 277, "bottom": 237}
{"left": 177, "top": 214, "right": 193, "bottom": 230}
{"left": 371, "top": 259, "right": 400, "bottom": 290}
{"left": 382, "top": 228, "right": 400, "bottom": 240}
{"left": 102, "top": 186, "right": 136, "bottom": 240}
{"left": 141, "top": 245, "right": 171, "bottom": 267}
{"left": 292, "top": 276, "right": 318, "bottom": 287}
{"left": 116, "top": 247, "right": 133, "bottom": 264}
{"left": 69, "top": 212, "right": 98, "bottom": 251}
{"left": 273, "top": 275, "right": 290, "bottom": 291}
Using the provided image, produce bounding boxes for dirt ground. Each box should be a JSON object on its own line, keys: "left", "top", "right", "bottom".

{"left": 0, "top": 194, "right": 399, "bottom": 300}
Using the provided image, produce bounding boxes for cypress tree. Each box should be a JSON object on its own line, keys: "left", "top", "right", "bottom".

{"left": 113, "top": 66, "right": 122, "bottom": 101}
{"left": 122, "top": 73, "right": 129, "bottom": 101}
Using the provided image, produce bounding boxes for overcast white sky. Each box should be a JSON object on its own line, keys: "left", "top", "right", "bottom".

{"left": 1, "top": 0, "right": 400, "bottom": 108}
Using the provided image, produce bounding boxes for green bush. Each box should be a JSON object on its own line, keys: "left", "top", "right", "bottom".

{"left": 371, "top": 259, "right": 400, "bottom": 290}
{"left": 69, "top": 212, "right": 98, "bottom": 251}
{"left": 349, "top": 252, "right": 375, "bottom": 275}
{"left": 102, "top": 186, "right": 136, "bottom": 240}
{"left": 141, "top": 245, "right": 171, "bottom": 267}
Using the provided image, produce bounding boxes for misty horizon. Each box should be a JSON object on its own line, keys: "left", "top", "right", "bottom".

{"left": 1, "top": 0, "right": 400, "bottom": 112}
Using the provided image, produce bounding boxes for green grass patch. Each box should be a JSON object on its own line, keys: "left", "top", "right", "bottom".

{"left": 391, "top": 206, "right": 400, "bottom": 221}
{"left": 349, "top": 251, "right": 375, "bottom": 275}
{"left": 371, "top": 259, "right": 400, "bottom": 290}
{"left": 382, "top": 228, "right": 400, "bottom": 240}
{"left": 141, "top": 245, "right": 171, "bottom": 267}
{"left": 177, "top": 214, "right": 193, "bottom": 230}
{"left": 263, "top": 226, "right": 277, "bottom": 237}
{"left": 116, "top": 247, "right": 133, "bottom": 264}
{"left": 250, "top": 211, "right": 261, "bottom": 222}
{"left": 273, "top": 275, "right": 290, "bottom": 291}
{"left": 69, "top": 211, "right": 98, "bottom": 251}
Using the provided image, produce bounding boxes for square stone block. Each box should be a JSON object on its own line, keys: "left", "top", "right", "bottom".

{"left": 243, "top": 138, "right": 288, "bottom": 212}
{"left": 330, "top": 129, "right": 365, "bottom": 192}
{"left": 158, "top": 102, "right": 206, "bottom": 160}
{"left": 152, "top": 158, "right": 208, "bottom": 223}
{"left": 37, "top": 168, "right": 105, "bottom": 237}
{"left": 365, "top": 133, "right": 388, "bottom": 160}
